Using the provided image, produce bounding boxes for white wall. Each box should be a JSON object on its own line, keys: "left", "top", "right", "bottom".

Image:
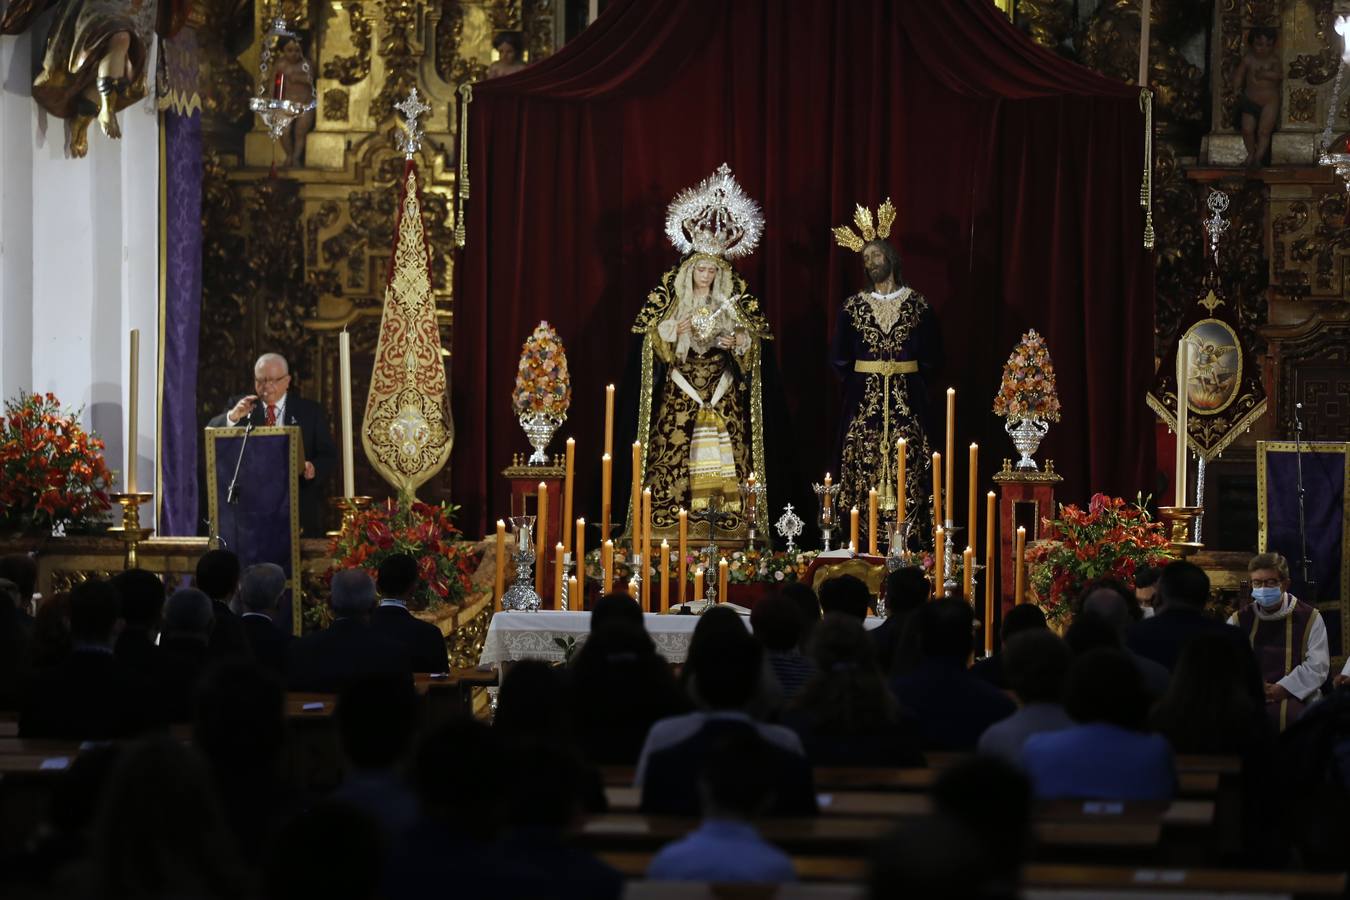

{"left": 0, "top": 30, "right": 160, "bottom": 528}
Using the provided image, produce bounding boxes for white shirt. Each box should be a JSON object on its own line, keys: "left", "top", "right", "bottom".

{"left": 228, "top": 393, "right": 287, "bottom": 426}
{"left": 1227, "top": 593, "right": 1329, "bottom": 701}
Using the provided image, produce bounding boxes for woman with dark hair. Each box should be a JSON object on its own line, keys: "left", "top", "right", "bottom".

{"left": 89, "top": 739, "right": 250, "bottom": 899}
{"left": 1020, "top": 648, "right": 1175, "bottom": 801}
{"left": 569, "top": 623, "right": 688, "bottom": 765}
{"left": 785, "top": 614, "right": 923, "bottom": 766}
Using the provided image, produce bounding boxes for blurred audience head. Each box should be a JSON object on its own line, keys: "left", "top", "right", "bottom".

{"left": 376, "top": 553, "right": 421, "bottom": 601}
{"left": 0, "top": 552, "right": 38, "bottom": 605}
{"left": 194, "top": 660, "right": 286, "bottom": 774}
{"left": 884, "top": 566, "right": 930, "bottom": 615}
{"left": 1158, "top": 561, "right": 1209, "bottom": 611}
{"left": 1151, "top": 633, "right": 1263, "bottom": 751}
{"left": 414, "top": 717, "right": 507, "bottom": 829}
{"left": 590, "top": 591, "right": 643, "bottom": 633}
{"left": 819, "top": 574, "right": 871, "bottom": 621}
{"left": 494, "top": 658, "right": 573, "bottom": 742}
{"left": 934, "top": 756, "right": 1032, "bottom": 887}
{"left": 1134, "top": 564, "right": 1163, "bottom": 606}
{"left": 69, "top": 578, "right": 121, "bottom": 645}
{"left": 0, "top": 578, "right": 19, "bottom": 614}
{"left": 163, "top": 588, "right": 215, "bottom": 641}
{"left": 1080, "top": 578, "right": 1140, "bottom": 629}
{"left": 795, "top": 612, "right": 898, "bottom": 729}
{"left": 1064, "top": 609, "right": 1123, "bottom": 655}
{"left": 780, "top": 581, "right": 821, "bottom": 640}
{"left": 1002, "top": 629, "right": 1071, "bottom": 705}
{"left": 195, "top": 549, "right": 242, "bottom": 603}
{"left": 240, "top": 563, "right": 288, "bottom": 614}
{"left": 336, "top": 673, "right": 420, "bottom": 771}
{"left": 686, "top": 606, "right": 762, "bottom": 711}
{"left": 111, "top": 568, "right": 166, "bottom": 630}
{"left": 750, "top": 592, "right": 806, "bottom": 653}
{"left": 919, "top": 597, "right": 974, "bottom": 663}
{"left": 330, "top": 569, "right": 378, "bottom": 618}
{"left": 1000, "top": 602, "right": 1047, "bottom": 643}
{"left": 264, "top": 802, "right": 382, "bottom": 900}
{"left": 699, "top": 730, "right": 777, "bottom": 820}
{"left": 91, "top": 738, "right": 246, "bottom": 900}
{"left": 1064, "top": 648, "right": 1150, "bottom": 731}
{"left": 867, "top": 814, "right": 994, "bottom": 900}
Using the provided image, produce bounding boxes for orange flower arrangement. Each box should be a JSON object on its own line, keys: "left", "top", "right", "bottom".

{"left": 512, "top": 321, "right": 571, "bottom": 418}
{"left": 1025, "top": 493, "right": 1172, "bottom": 624}
{"left": 992, "top": 329, "right": 1062, "bottom": 422}
{"left": 0, "top": 393, "right": 113, "bottom": 533}
{"left": 320, "top": 497, "right": 481, "bottom": 631}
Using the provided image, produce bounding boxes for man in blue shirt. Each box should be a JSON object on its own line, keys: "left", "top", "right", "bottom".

{"left": 647, "top": 730, "right": 796, "bottom": 883}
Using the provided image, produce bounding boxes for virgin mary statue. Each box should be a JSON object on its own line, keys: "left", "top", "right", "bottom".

{"left": 624, "top": 164, "right": 776, "bottom": 541}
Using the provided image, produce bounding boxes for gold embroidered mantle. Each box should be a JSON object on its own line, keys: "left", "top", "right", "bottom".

{"left": 629, "top": 261, "right": 773, "bottom": 539}
{"left": 361, "top": 162, "right": 454, "bottom": 497}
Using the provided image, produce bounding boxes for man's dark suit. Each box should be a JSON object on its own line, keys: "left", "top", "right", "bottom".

{"left": 208, "top": 394, "right": 337, "bottom": 535}
{"left": 286, "top": 617, "right": 413, "bottom": 693}
{"left": 207, "top": 599, "right": 253, "bottom": 662}
{"left": 890, "top": 658, "right": 1017, "bottom": 751}
{"left": 372, "top": 603, "right": 449, "bottom": 673}
{"left": 19, "top": 649, "right": 156, "bottom": 739}
{"left": 240, "top": 613, "right": 292, "bottom": 676}
{"left": 1126, "top": 607, "right": 1261, "bottom": 696}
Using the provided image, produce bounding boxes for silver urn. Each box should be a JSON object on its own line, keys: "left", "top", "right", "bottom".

{"left": 1006, "top": 418, "right": 1050, "bottom": 471}
{"left": 519, "top": 410, "right": 564, "bottom": 465}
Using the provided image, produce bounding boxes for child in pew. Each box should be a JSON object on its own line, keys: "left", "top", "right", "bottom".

{"left": 646, "top": 731, "right": 796, "bottom": 883}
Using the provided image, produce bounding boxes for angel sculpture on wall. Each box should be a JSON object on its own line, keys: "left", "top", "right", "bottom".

{"left": 1, "top": 0, "right": 185, "bottom": 156}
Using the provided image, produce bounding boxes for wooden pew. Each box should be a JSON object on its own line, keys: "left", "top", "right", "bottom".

{"left": 603, "top": 856, "right": 1346, "bottom": 897}
{"left": 600, "top": 765, "right": 1219, "bottom": 797}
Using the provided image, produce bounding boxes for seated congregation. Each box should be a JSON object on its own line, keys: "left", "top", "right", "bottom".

{"left": 0, "top": 549, "right": 1347, "bottom": 899}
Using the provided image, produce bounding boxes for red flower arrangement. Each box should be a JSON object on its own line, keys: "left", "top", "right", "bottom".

{"left": 1025, "top": 493, "right": 1173, "bottom": 625}
{"left": 325, "top": 497, "right": 482, "bottom": 626}
{"left": 0, "top": 392, "right": 114, "bottom": 533}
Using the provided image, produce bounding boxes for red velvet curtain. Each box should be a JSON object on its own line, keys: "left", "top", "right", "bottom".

{"left": 454, "top": 0, "right": 1155, "bottom": 538}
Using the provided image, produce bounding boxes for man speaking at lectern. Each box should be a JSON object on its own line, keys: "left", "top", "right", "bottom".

{"left": 209, "top": 353, "right": 337, "bottom": 536}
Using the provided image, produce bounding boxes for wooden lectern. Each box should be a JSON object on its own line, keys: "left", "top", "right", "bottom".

{"left": 205, "top": 426, "right": 304, "bottom": 635}
{"left": 993, "top": 458, "right": 1061, "bottom": 618}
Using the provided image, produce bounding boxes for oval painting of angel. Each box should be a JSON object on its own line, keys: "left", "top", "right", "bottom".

{"left": 1183, "top": 319, "right": 1243, "bottom": 415}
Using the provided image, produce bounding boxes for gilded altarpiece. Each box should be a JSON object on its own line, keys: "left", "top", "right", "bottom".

{"left": 195, "top": 0, "right": 556, "bottom": 516}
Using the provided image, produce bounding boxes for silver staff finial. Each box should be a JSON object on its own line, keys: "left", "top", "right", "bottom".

{"left": 1203, "top": 190, "right": 1230, "bottom": 258}
{"left": 395, "top": 88, "right": 431, "bottom": 159}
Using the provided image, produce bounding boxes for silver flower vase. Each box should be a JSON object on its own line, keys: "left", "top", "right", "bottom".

{"left": 520, "top": 411, "right": 564, "bottom": 465}
{"left": 1006, "top": 418, "right": 1050, "bottom": 470}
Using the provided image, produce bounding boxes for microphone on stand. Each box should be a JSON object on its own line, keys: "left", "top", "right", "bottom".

{"left": 226, "top": 417, "right": 255, "bottom": 505}
{"left": 1291, "top": 402, "right": 1316, "bottom": 599}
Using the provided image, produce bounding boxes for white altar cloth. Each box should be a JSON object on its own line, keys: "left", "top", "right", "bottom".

{"left": 478, "top": 608, "right": 882, "bottom": 668}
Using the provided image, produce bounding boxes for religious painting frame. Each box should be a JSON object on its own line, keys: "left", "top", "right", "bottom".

{"left": 205, "top": 426, "right": 305, "bottom": 636}
{"left": 1256, "top": 441, "right": 1350, "bottom": 673}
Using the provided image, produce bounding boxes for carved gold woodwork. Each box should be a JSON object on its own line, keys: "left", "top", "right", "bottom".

{"left": 1017, "top": 0, "right": 1071, "bottom": 50}
{"left": 197, "top": 1, "right": 556, "bottom": 521}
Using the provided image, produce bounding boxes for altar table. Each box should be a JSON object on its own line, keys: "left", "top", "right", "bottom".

{"left": 479, "top": 609, "right": 883, "bottom": 668}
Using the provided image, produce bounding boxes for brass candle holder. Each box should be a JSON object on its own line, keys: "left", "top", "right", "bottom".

{"left": 108, "top": 492, "right": 153, "bottom": 568}
{"left": 329, "top": 496, "right": 374, "bottom": 538}
{"left": 1157, "top": 505, "right": 1203, "bottom": 557}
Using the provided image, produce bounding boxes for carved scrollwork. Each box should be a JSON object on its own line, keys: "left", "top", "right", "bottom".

{"left": 371, "top": 0, "right": 422, "bottom": 124}
{"left": 1018, "top": 0, "right": 1072, "bottom": 51}
{"left": 323, "top": 88, "right": 350, "bottom": 121}
{"left": 1079, "top": 1, "right": 1203, "bottom": 127}
{"left": 323, "top": 1, "right": 373, "bottom": 85}
{"left": 1287, "top": 0, "right": 1338, "bottom": 86}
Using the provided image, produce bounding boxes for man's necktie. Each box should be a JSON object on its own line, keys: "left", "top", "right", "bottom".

{"left": 266, "top": 404, "right": 277, "bottom": 426}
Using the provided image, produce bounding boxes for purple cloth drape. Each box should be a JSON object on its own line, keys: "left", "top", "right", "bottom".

{"left": 158, "top": 36, "right": 203, "bottom": 536}
{"left": 1263, "top": 448, "right": 1346, "bottom": 610}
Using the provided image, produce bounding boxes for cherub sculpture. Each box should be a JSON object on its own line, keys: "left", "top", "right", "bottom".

{"left": 1, "top": 0, "right": 184, "bottom": 156}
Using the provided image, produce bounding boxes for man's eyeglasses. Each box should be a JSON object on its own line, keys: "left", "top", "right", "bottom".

{"left": 255, "top": 375, "right": 290, "bottom": 387}
{"left": 1250, "top": 578, "right": 1282, "bottom": 588}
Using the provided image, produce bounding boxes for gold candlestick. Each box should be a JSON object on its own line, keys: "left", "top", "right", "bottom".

{"left": 109, "top": 491, "right": 153, "bottom": 568}
{"left": 329, "top": 496, "right": 374, "bottom": 538}
{"left": 1157, "top": 505, "right": 1203, "bottom": 557}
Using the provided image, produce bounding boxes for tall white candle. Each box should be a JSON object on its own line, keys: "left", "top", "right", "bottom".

{"left": 127, "top": 329, "right": 139, "bottom": 493}
{"left": 1138, "top": 0, "right": 1152, "bottom": 87}
{"left": 1176, "top": 340, "right": 1189, "bottom": 506}
{"left": 339, "top": 331, "right": 356, "bottom": 498}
